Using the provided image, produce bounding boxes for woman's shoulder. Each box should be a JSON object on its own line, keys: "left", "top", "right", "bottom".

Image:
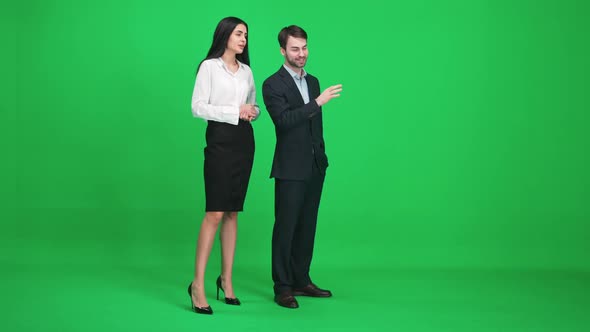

{"left": 201, "top": 58, "right": 221, "bottom": 67}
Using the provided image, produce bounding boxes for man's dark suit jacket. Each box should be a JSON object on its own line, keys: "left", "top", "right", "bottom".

{"left": 262, "top": 66, "right": 329, "bottom": 180}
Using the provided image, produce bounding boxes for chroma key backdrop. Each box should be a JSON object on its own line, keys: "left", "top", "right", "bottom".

{"left": 7, "top": 1, "right": 589, "bottom": 331}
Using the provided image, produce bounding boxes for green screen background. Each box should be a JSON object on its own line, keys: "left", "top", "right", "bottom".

{"left": 7, "top": 0, "right": 589, "bottom": 331}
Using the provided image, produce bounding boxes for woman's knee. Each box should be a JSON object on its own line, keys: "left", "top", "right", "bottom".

{"left": 205, "top": 211, "right": 224, "bottom": 225}
{"left": 223, "top": 212, "right": 238, "bottom": 222}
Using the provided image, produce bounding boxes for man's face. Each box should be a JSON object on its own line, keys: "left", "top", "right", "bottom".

{"left": 281, "top": 36, "right": 308, "bottom": 69}
{"left": 227, "top": 24, "right": 247, "bottom": 54}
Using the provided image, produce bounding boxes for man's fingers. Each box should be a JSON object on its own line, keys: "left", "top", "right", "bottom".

{"left": 326, "top": 84, "right": 343, "bottom": 96}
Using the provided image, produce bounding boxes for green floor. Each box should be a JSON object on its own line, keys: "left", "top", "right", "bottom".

{"left": 5, "top": 263, "right": 589, "bottom": 331}
{"left": 5, "top": 209, "right": 589, "bottom": 332}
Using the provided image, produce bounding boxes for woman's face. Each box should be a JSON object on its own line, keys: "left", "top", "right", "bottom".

{"left": 226, "top": 24, "right": 247, "bottom": 55}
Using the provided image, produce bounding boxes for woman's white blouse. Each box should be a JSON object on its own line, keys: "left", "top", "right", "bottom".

{"left": 191, "top": 58, "right": 259, "bottom": 125}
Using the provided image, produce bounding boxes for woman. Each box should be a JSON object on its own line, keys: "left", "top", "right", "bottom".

{"left": 188, "top": 16, "right": 259, "bottom": 315}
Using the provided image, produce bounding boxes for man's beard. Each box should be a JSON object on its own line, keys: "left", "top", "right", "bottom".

{"left": 287, "top": 56, "right": 306, "bottom": 69}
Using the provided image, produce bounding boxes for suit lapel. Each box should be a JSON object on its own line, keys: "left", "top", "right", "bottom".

{"left": 306, "top": 74, "right": 318, "bottom": 98}
{"left": 278, "top": 66, "right": 305, "bottom": 105}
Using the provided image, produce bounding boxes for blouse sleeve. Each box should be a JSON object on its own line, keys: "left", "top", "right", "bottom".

{"left": 246, "top": 70, "right": 261, "bottom": 121}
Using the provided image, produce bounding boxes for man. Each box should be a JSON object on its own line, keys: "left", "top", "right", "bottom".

{"left": 262, "top": 25, "right": 342, "bottom": 309}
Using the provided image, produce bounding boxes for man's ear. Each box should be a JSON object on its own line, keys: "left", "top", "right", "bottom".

{"left": 280, "top": 48, "right": 286, "bottom": 56}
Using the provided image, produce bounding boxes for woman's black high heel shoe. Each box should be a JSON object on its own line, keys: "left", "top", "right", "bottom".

{"left": 216, "top": 276, "right": 241, "bottom": 305}
{"left": 187, "top": 283, "right": 213, "bottom": 314}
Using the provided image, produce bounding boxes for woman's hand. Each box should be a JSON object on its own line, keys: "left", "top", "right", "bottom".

{"left": 239, "top": 104, "right": 258, "bottom": 122}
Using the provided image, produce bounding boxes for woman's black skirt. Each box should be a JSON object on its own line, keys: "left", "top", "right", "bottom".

{"left": 203, "top": 120, "right": 254, "bottom": 212}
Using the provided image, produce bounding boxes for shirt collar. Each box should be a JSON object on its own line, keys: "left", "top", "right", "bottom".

{"left": 217, "top": 57, "right": 243, "bottom": 72}
{"left": 283, "top": 64, "right": 307, "bottom": 79}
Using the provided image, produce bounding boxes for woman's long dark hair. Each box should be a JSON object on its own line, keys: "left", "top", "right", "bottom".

{"left": 197, "top": 17, "right": 250, "bottom": 73}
